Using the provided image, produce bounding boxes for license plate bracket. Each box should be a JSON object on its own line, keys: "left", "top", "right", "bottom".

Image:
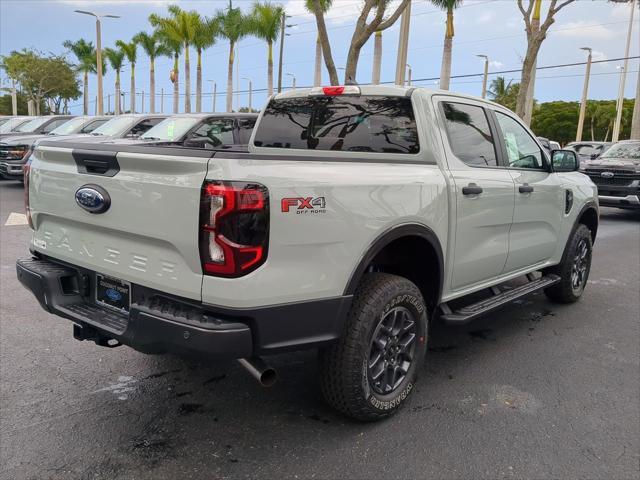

{"left": 95, "top": 274, "right": 131, "bottom": 314}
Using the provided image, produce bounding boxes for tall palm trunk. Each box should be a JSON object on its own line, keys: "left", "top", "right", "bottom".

{"left": 439, "top": 8, "right": 454, "bottom": 90}
{"left": 83, "top": 71, "right": 89, "bottom": 115}
{"left": 372, "top": 31, "right": 382, "bottom": 85}
{"left": 115, "top": 70, "right": 121, "bottom": 115}
{"left": 130, "top": 68, "right": 136, "bottom": 113}
{"left": 149, "top": 58, "right": 156, "bottom": 114}
{"left": 196, "top": 48, "right": 202, "bottom": 113}
{"left": 314, "top": 35, "right": 322, "bottom": 87}
{"left": 226, "top": 41, "right": 235, "bottom": 112}
{"left": 172, "top": 53, "right": 179, "bottom": 114}
{"left": 268, "top": 41, "right": 274, "bottom": 97}
{"left": 184, "top": 44, "right": 191, "bottom": 113}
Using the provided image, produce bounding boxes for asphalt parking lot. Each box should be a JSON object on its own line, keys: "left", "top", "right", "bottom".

{"left": 1, "top": 179, "right": 638, "bottom": 480}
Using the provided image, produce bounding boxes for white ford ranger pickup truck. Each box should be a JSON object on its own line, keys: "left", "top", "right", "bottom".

{"left": 17, "top": 85, "right": 598, "bottom": 420}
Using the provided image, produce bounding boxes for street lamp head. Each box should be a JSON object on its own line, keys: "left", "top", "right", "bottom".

{"left": 476, "top": 54, "right": 488, "bottom": 60}
{"left": 75, "top": 10, "right": 97, "bottom": 17}
{"left": 580, "top": 47, "right": 592, "bottom": 53}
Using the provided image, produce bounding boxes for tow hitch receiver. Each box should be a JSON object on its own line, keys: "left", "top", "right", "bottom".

{"left": 73, "top": 324, "right": 121, "bottom": 348}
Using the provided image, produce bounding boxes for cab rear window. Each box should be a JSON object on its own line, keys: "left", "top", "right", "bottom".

{"left": 253, "top": 95, "right": 419, "bottom": 154}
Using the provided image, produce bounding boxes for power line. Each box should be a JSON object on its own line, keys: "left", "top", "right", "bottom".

{"left": 66, "top": 55, "right": 640, "bottom": 109}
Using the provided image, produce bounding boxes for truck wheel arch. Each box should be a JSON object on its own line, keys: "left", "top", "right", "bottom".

{"left": 343, "top": 224, "right": 444, "bottom": 309}
{"left": 577, "top": 202, "right": 598, "bottom": 243}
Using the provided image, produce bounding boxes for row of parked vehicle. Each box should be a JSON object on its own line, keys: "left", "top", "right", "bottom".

{"left": 0, "top": 112, "right": 258, "bottom": 181}
{"left": 537, "top": 136, "right": 639, "bottom": 210}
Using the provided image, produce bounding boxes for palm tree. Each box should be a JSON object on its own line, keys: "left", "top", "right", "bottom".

{"left": 431, "top": 0, "right": 463, "bottom": 91}
{"left": 150, "top": 13, "right": 182, "bottom": 113}
{"left": 133, "top": 32, "right": 170, "bottom": 114}
{"left": 371, "top": 30, "right": 382, "bottom": 84}
{"left": 150, "top": 6, "right": 199, "bottom": 113}
{"left": 104, "top": 47, "right": 125, "bottom": 114}
{"left": 216, "top": 3, "right": 251, "bottom": 112}
{"left": 488, "top": 76, "right": 511, "bottom": 101}
{"left": 116, "top": 40, "right": 137, "bottom": 113}
{"left": 63, "top": 39, "right": 96, "bottom": 115}
{"left": 193, "top": 17, "right": 219, "bottom": 112}
{"left": 249, "top": 2, "right": 284, "bottom": 97}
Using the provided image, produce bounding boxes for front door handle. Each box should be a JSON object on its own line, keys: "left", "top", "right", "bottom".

{"left": 519, "top": 183, "right": 534, "bottom": 194}
{"left": 462, "top": 183, "right": 483, "bottom": 195}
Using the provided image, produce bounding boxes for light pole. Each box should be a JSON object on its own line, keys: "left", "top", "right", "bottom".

{"left": 394, "top": 1, "right": 411, "bottom": 86}
{"left": 74, "top": 10, "right": 120, "bottom": 116}
{"left": 277, "top": 14, "right": 294, "bottom": 93}
{"left": 406, "top": 64, "right": 412, "bottom": 86}
{"left": 576, "top": 47, "right": 592, "bottom": 142}
{"left": 477, "top": 54, "right": 489, "bottom": 99}
{"left": 207, "top": 80, "right": 217, "bottom": 112}
{"left": 286, "top": 73, "right": 296, "bottom": 90}
{"left": 160, "top": 88, "right": 164, "bottom": 113}
{"left": 241, "top": 77, "right": 252, "bottom": 112}
{"left": 612, "top": 0, "right": 635, "bottom": 142}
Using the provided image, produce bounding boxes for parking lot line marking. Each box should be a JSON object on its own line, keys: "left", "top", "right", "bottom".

{"left": 4, "top": 212, "right": 28, "bottom": 226}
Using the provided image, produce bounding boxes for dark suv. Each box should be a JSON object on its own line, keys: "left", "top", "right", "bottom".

{"left": 580, "top": 140, "right": 640, "bottom": 210}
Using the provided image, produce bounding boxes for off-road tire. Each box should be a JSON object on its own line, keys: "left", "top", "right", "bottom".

{"left": 544, "top": 224, "right": 593, "bottom": 303}
{"left": 319, "top": 273, "right": 428, "bottom": 421}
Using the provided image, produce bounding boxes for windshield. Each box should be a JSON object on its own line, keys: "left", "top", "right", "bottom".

{"left": 141, "top": 117, "right": 200, "bottom": 141}
{"left": 49, "top": 117, "right": 87, "bottom": 136}
{"left": 91, "top": 116, "right": 135, "bottom": 136}
{"left": 15, "top": 117, "right": 50, "bottom": 133}
{"left": 600, "top": 142, "right": 640, "bottom": 160}
{"left": 0, "top": 118, "right": 30, "bottom": 133}
{"left": 0, "top": 118, "right": 9, "bottom": 127}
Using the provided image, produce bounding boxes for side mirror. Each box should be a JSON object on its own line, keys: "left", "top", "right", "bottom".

{"left": 590, "top": 153, "right": 599, "bottom": 160}
{"left": 551, "top": 149, "right": 580, "bottom": 172}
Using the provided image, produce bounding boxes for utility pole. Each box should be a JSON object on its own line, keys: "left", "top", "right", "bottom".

{"left": 74, "top": 10, "right": 120, "bottom": 116}
{"left": 314, "top": 34, "right": 322, "bottom": 87}
{"left": 160, "top": 88, "right": 164, "bottom": 113}
{"left": 141, "top": 90, "right": 145, "bottom": 114}
{"left": 107, "top": 94, "right": 111, "bottom": 114}
{"left": 477, "top": 54, "right": 489, "bottom": 99}
{"left": 406, "top": 64, "right": 412, "bottom": 86}
{"left": 631, "top": 66, "right": 640, "bottom": 139}
{"left": 576, "top": 47, "right": 592, "bottom": 142}
{"left": 612, "top": 0, "right": 635, "bottom": 142}
{"left": 394, "top": 1, "right": 411, "bottom": 86}
{"left": 277, "top": 12, "right": 286, "bottom": 93}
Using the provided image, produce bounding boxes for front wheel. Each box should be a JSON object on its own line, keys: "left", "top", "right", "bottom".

{"left": 544, "top": 224, "right": 593, "bottom": 303}
{"left": 319, "top": 273, "right": 428, "bottom": 421}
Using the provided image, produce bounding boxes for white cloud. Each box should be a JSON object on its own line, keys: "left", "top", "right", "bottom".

{"left": 476, "top": 12, "right": 494, "bottom": 24}
{"left": 553, "top": 21, "right": 615, "bottom": 40}
{"left": 283, "top": 0, "right": 405, "bottom": 26}
{"left": 490, "top": 60, "right": 504, "bottom": 68}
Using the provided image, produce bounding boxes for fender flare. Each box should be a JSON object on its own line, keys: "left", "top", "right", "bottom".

{"left": 343, "top": 223, "right": 445, "bottom": 303}
{"left": 574, "top": 201, "right": 599, "bottom": 243}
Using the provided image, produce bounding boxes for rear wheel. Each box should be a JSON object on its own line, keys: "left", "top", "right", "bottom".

{"left": 544, "top": 224, "right": 592, "bottom": 303}
{"left": 319, "top": 273, "right": 428, "bottom": 421}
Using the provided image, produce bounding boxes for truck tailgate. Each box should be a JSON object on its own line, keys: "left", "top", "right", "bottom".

{"left": 28, "top": 145, "right": 210, "bottom": 301}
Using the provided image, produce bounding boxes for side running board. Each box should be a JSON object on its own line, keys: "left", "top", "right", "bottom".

{"left": 440, "top": 274, "right": 561, "bottom": 324}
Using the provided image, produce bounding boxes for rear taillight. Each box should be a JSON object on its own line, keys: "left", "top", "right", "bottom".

{"left": 310, "top": 85, "right": 361, "bottom": 96}
{"left": 199, "top": 181, "right": 269, "bottom": 277}
{"left": 24, "top": 158, "right": 33, "bottom": 229}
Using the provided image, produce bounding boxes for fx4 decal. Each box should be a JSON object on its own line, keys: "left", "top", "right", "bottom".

{"left": 281, "top": 197, "right": 327, "bottom": 214}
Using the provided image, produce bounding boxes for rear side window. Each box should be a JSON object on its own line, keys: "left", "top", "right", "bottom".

{"left": 254, "top": 96, "right": 419, "bottom": 154}
{"left": 237, "top": 118, "right": 256, "bottom": 145}
{"left": 441, "top": 102, "right": 497, "bottom": 167}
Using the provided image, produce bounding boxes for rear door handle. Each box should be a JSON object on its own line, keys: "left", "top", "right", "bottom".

{"left": 462, "top": 183, "right": 483, "bottom": 195}
{"left": 519, "top": 184, "right": 534, "bottom": 194}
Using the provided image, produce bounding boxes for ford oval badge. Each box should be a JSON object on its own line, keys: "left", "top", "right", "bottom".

{"left": 75, "top": 185, "right": 111, "bottom": 214}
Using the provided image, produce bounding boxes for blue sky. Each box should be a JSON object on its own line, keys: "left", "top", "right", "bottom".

{"left": 1, "top": 0, "right": 638, "bottom": 114}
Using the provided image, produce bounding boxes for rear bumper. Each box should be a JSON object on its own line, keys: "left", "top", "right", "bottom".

{"left": 17, "top": 255, "right": 352, "bottom": 359}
